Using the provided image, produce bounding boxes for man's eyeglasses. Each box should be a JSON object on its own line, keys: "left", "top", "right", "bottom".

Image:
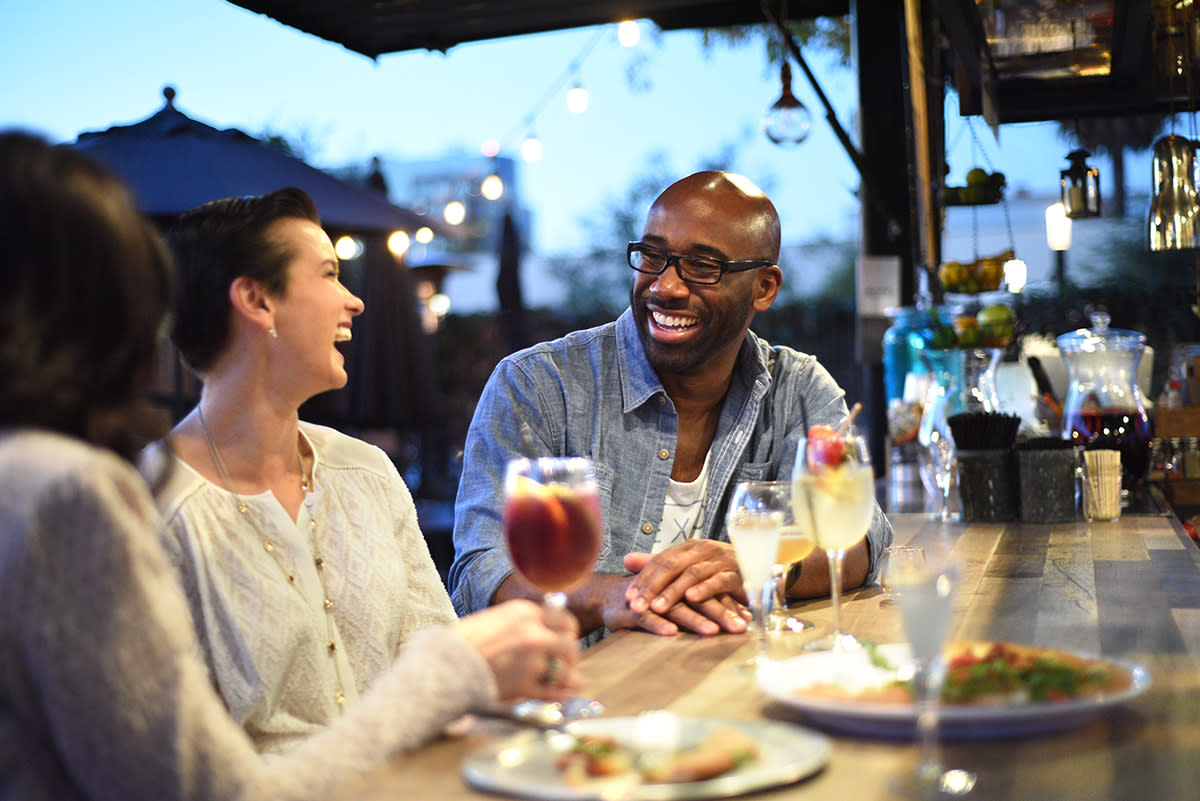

{"left": 626, "top": 242, "right": 774, "bottom": 286}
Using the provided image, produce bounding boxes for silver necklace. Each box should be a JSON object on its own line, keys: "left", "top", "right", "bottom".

{"left": 196, "top": 404, "right": 346, "bottom": 710}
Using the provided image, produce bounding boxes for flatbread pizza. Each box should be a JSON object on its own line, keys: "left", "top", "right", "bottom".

{"left": 798, "top": 640, "right": 1132, "bottom": 706}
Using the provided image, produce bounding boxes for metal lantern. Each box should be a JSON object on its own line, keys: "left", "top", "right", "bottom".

{"left": 1060, "top": 149, "right": 1102, "bottom": 219}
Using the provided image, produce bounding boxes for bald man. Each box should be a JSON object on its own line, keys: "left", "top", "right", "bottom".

{"left": 449, "top": 171, "right": 892, "bottom": 640}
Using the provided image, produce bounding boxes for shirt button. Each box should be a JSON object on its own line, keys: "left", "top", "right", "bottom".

{"left": 658, "top": 449, "right": 670, "bottom": 460}
{"left": 642, "top": 523, "right": 654, "bottom": 535}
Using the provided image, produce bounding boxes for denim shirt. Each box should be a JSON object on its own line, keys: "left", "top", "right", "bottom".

{"left": 448, "top": 309, "right": 893, "bottom": 617}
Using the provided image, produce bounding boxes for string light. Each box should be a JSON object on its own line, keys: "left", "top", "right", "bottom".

{"left": 617, "top": 20, "right": 640, "bottom": 48}
{"left": 520, "top": 135, "right": 543, "bottom": 163}
{"left": 415, "top": 226, "right": 434, "bottom": 244}
{"left": 334, "top": 235, "right": 363, "bottom": 260}
{"left": 480, "top": 174, "right": 505, "bottom": 200}
{"left": 492, "top": 26, "right": 607, "bottom": 161}
{"left": 387, "top": 230, "right": 411, "bottom": 256}
{"left": 443, "top": 201, "right": 466, "bottom": 226}
{"left": 566, "top": 82, "right": 589, "bottom": 114}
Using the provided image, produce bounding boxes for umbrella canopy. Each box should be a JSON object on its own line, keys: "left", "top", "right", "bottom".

{"left": 74, "top": 86, "right": 439, "bottom": 235}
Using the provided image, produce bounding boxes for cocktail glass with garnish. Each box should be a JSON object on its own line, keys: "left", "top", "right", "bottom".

{"left": 792, "top": 425, "right": 875, "bottom": 652}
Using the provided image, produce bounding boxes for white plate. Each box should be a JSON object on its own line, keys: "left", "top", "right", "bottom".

{"left": 461, "top": 714, "right": 831, "bottom": 800}
{"left": 757, "top": 643, "right": 1151, "bottom": 739}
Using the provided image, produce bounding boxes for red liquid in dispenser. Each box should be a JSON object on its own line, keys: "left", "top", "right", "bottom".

{"left": 1062, "top": 407, "right": 1153, "bottom": 489}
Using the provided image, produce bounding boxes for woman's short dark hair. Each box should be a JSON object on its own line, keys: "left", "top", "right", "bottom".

{"left": 167, "top": 187, "right": 320, "bottom": 372}
{"left": 0, "top": 130, "right": 175, "bottom": 461}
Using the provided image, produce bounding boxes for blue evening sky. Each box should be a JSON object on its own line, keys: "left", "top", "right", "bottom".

{"left": 1, "top": 0, "right": 1153, "bottom": 258}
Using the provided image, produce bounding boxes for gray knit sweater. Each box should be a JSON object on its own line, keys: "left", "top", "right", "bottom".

{"left": 0, "top": 429, "right": 496, "bottom": 801}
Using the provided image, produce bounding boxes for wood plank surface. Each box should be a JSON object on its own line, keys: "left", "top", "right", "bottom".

{"left": 346, "top": 509, "right": 1200, "bottom": 801}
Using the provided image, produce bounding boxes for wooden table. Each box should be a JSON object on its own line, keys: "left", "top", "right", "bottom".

{"left": 350, "top": 507, "right": 1200, "bottom": 799}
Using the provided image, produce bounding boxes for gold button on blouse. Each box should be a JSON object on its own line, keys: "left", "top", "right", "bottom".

{"left": 324, "top": 597, "right": 334, "bottom": 610}
{"left": 658, "top": 449, "right": 670, "bottom": 460}
{"left": 314, "top": 555, "right": 325, "bottom": 569}
{"left": 642, "top": 523, "right": 654, "bottom": 535}
{"left": 327, "top": 640, "right": 337, "bottom": 654}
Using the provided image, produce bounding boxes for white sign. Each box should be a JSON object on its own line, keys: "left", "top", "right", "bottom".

{"left": 856, "top": 254, "right": 902, "bottom": 316}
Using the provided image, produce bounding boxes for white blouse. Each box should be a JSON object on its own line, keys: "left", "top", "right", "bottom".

{"left": 149, "top": 422, "right": 457, "bottom": 754}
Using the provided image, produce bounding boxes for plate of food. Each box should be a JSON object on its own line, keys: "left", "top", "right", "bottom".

{"left": 757, "top": 640, "right": 1150, "bottom": 739}
{"left": 461, "top": 711, "right": 830, "bottom": 800}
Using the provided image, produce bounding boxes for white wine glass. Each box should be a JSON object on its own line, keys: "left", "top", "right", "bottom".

{"left": 725, "top": 480, "right": 787, "bottom": 668}
{"left": 792, "top": 429, "right": 875, "bottom": 652}
{"left": 767, "top": 498, "right": 816, "bottom": 633}
{"left": 884, "top": 545, "right": 975, "bottom": 798}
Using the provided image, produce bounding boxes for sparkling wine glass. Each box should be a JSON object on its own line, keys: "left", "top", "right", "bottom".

{"left": 792, "top": 430, "right": 875, "bottom": 652}
{"left": 884, "top": 545, "right": 975, "bottom": 798}
{"left": 725, "top": 481, "right": 787, "bottom": 668}
{"left": 503, "top": 456, "right": 603, "bottom": 611}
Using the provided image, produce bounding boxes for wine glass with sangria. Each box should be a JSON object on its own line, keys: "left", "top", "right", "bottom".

{"left": 503, "top": 457, "right": 603, "bottom": 718}
{"left": 503, "top": 456, "right": 603, "bottom": 612}
{"left": 791, "top": 417, "right": 875, "bottom": 653}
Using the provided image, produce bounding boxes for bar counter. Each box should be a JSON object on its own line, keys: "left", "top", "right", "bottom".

{"left": 348, "top": 502, "right": 1200, "bottom": 800}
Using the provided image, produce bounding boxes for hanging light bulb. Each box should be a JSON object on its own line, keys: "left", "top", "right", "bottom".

{"left": 520, "top": 134, "right": 543, "bottom": 163}
{"left": 566, "top": 82, "right": 589, "bottom": 114}
{"left": 415, "top": 226, "right": 434, "bottom": 245}
{"left": 480, "top": 139, "right": 501, "bottom": 158}
{"left": 761, "top": 62, "right": 811, "bottom": 148}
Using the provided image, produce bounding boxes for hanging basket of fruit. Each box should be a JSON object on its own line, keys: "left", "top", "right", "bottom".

{"left": 924, "top": 303, "right": 1018, "bottom": 351}
{"left": 937, "top": 249, "right": 1012, "bottom": 296}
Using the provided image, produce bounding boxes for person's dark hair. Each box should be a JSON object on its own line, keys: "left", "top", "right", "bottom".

{"left": 167, "top": 187, "right": 320, "bottom": 372}
{"left": 0, "top": 130, "right": 174, "bottom": 461}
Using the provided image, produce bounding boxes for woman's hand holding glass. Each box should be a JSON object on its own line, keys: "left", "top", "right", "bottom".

{"left": 455, "top": 600, "right": 583, "bottom": 702}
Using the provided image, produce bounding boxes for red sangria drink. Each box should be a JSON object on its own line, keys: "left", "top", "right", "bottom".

{"left": 1062, "top": 407, "right": 1152, "bottom": 490}
{"left": 503, "top": 457, "right": 602, "bottom": 605}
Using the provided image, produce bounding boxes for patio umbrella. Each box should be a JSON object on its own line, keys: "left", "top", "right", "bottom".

{"left": 74, "top": 86, "right": 438, "bottom": 234}
{"left": 496, "top": 209, "right": 527, "bottom": 351}
{"left": 79, "top": 86, "right": 444, "bottom": 441}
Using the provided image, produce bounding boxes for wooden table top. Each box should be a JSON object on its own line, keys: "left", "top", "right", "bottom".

{"left": 349, "top": 507, "right": 1200, "bottom": 800}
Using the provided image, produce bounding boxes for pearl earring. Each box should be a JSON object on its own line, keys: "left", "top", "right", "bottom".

{"left": 268, "top": 326, "right": 278, "bottom": 338}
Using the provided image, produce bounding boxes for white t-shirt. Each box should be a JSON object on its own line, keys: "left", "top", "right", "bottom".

{"left": 652, "top": 451, "right": 711, "bottom": 554}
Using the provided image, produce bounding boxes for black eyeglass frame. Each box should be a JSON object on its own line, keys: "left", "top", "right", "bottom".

{"left": 626, "top": 241, "right": 775, "bottom": 286}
